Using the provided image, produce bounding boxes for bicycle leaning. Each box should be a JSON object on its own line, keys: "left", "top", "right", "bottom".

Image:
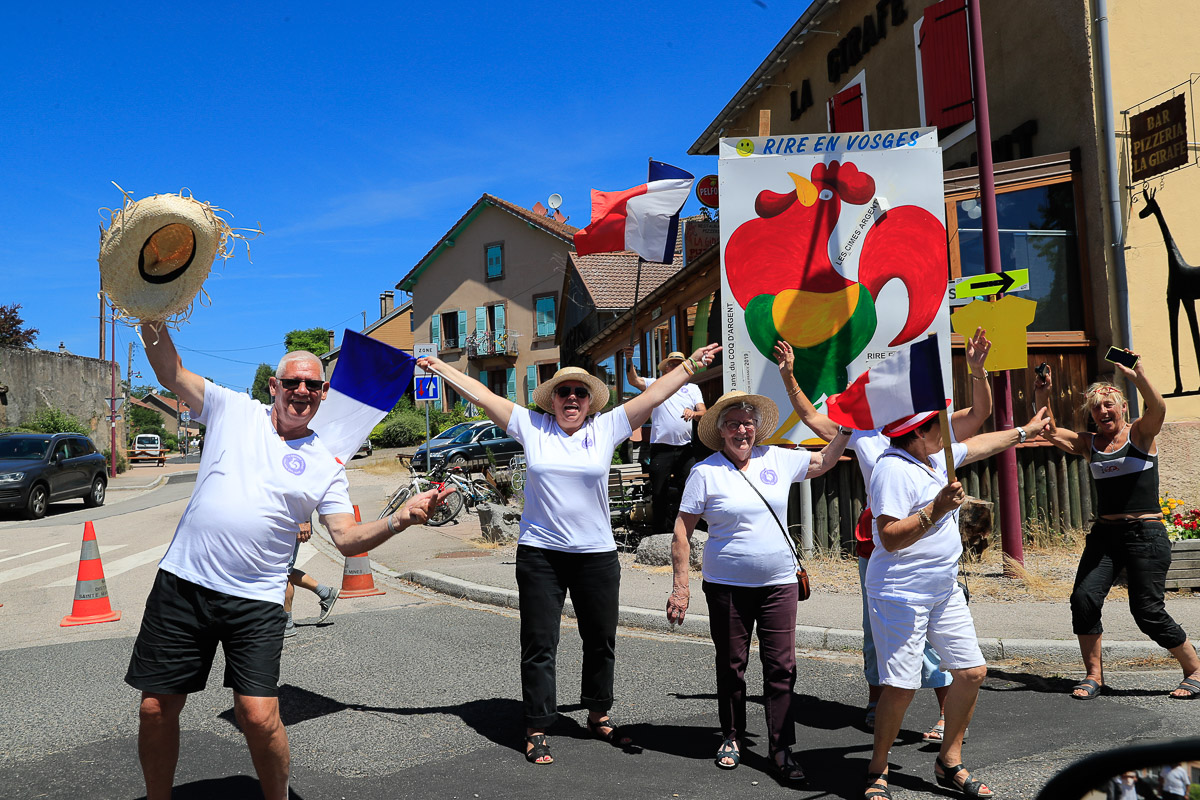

{"left": 380, "top": 463, "right": 501, "bottom": 526}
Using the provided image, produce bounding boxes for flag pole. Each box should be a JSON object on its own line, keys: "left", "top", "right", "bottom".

{"left": 938, "top": 407, "right": 956, "bottom": 485}
{"left": 628, "top": 257, "right": 644, "bottom": 348}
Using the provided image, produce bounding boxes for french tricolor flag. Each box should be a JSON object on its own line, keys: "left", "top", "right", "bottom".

{"left": 573, "top": 161, "right": 695, "bottom": 263}
{"left": 825, "top": 335, "right": 949, "bottom": 431}
{"left": 311, "top": 329, "right": 416, "bottom": 462}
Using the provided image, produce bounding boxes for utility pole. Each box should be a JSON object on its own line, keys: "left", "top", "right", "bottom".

{"left": 99, "top": 293, "right": 107, "bottom": 360}
{"left": 109, "top": 313, "right": 118, "bottom": 479}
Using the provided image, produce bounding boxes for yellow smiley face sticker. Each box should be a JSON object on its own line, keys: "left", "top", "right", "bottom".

{"left": 736, "top": 138, "right": 755, "bottom": 157}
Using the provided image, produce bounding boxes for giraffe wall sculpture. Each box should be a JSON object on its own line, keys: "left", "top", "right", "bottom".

{"left": 1138, "top": 188, "right": 1200, "bottom": 395}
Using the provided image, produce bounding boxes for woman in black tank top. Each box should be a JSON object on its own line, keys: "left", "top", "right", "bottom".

{"left": 1035, "top": 353, "right": 1200, "bottom": 701}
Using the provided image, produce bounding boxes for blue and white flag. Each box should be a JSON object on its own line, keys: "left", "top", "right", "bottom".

{"left": 311, "top": 329, "right": 416, "bottom": 462}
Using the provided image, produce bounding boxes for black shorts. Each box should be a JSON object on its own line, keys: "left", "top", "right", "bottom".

{"left": 125, "top": 570, "right": 286, "bottom": 697}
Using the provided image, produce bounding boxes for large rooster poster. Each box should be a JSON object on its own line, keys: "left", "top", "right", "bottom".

{"left": 718, "top": 127, "right": 952, "bottom": 444}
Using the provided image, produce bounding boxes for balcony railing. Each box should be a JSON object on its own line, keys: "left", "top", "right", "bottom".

{"left": 466, "top": 330, "right": 519, "bottom": 359}
{"left": 439, "top": 335, "right": 460, "bottom": 351}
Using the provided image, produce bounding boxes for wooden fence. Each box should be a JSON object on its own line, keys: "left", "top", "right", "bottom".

{"left": 791, "top": 443, "right": 1098, "bottom": 553}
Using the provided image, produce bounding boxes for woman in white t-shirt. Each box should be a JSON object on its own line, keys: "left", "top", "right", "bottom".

{"left": 667, "top": 391, "right": 849, "bottom": 781}
{"left": 417, "top": 345, "right": 720, "bottom": 767}
{"left": 863, "top": 407, "right": 1049, "bottom": 800}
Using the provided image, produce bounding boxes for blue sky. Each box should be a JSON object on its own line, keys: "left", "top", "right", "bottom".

{"left": 3, "top": 1, "right": 809, "bottom": 392}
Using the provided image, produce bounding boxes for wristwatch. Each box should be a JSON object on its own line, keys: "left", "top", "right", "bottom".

{"left": 838, "top": 426, "right": 853, "bottom": 436}
{"left": 1016, "top": 427, "right": 1028, "bottom": 444}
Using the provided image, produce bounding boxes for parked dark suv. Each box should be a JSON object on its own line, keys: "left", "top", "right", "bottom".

{"left": 0, "top": 433, "right": 108, "bottom": 519}
{"left": 421, "top": 423, "right": 523, "bottom": 471}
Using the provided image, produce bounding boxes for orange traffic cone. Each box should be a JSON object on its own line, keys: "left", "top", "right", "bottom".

{"left": 340, "top": 505, "right": 385, "bottom": 598}
{"left": 61, "top": 521, "right": 122, "bottom": 627}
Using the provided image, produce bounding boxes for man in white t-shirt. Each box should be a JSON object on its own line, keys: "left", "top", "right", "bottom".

{"left": 626, "top": 349, "right": 707, "bottom": 532}
{"left": 126, "top": 324, "right": 449, "bottom": 800}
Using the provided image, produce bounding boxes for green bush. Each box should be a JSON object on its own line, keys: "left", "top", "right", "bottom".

{"left": 375, "top": 414, "right": 428, "bottom": 447}
{"left": 102, "top": 448, "right": 128, "bottom": 474}
{"left": 27, "top": 407, "right": 89, "bottom": 435}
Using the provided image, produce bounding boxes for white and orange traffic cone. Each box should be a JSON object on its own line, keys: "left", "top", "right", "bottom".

{"left": 340, "top": 505, "right": 385, "bottom": 598}
{"left": 61, "top": 521, "right": 122, "bottom": 627}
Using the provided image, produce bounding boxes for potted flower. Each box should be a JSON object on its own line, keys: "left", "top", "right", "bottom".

{"left": 1161, "top": 497, "right": 1200, "bottom": 591}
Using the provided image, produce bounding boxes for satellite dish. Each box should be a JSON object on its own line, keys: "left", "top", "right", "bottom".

{"left": 547, "top": 193, "right": 563, "bottom": 210}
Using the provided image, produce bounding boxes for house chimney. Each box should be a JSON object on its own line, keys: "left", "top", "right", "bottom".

{"left": 382, "top": 290, "right": 394, "bottom": 318}
{"left": 328, "top": 330, "right": 335, "bottom": 352}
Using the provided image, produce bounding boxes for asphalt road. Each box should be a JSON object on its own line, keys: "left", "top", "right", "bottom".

{"left": 1, "top": 482, "right": 1197, "bottom": 799}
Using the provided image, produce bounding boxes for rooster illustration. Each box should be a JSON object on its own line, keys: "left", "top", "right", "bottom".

{"left": 724, "top": 160, "right": 947, "bottom": 426}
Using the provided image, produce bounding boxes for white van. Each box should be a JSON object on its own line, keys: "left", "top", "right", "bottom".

{"left": 131, "top": 433, "right": 165, "bottom": 465}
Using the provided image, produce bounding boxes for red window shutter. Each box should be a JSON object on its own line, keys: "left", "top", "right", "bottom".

{"left": 919, "top": 0, "right": 973, "bottom": 130}
{"left": 829, "top": 83, "right": 864, "bottom": 133}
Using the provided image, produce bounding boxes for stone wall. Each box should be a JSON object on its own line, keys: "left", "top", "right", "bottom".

{"left": 1158, "top": 422, "right": 1200, "bottom": 506}
{"left": 0, "top": 345, "right": 121, "bottom": 448}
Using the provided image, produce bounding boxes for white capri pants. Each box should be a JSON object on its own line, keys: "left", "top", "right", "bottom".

{"left": 867, "top": 583, "right": 984, "bottom": 690}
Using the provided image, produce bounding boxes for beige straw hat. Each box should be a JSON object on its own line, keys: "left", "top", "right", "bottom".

{"left": 697, "top": 390, "right": 780, "bottom": 450}
{"left": 658, "top": 351, "right": 687, "bottom": 373}
{"left": 532, "top": 366, "right": 610, "bottom": 413}
{"left": 98, "top": 187, "right": 256, "bottom": 324}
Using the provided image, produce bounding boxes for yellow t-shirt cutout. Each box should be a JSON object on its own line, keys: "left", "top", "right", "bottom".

{"left": 950, "top": 296, "right": 1037, "bottom": 371}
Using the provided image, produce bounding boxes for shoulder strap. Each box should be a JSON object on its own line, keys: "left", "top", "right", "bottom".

{"left": 722, "top": 452, "right": 801, "bottom": 569}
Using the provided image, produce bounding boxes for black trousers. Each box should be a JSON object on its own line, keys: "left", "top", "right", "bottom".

{"left": 648, "top": 443, "right": 696, "bottom": 533}
{"left": 515, "top": 545, "right": 621, "bottom": 728}
{"left": 1070, "top": 518, "right": 1187, "bottom": 649}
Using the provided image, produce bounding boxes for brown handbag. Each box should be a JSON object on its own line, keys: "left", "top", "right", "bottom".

{"left": 723, "top": 454, "right": 811, "bottom": 601}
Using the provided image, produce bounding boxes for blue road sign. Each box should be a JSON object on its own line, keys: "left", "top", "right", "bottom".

{"left": 415, "top": 375, "right": 440, "bottom": 402}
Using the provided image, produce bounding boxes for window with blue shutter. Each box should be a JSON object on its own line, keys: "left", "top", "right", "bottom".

{"left": 506, "top": 368, "right": 516, "bottom": 401}
{"left": 431, "top": 313, "right": 441, "bottom": 350}
{"left": 534, "top": 295, "right": 557, "bottom": 338}
{"left": 526, "top": 365, "right": 537, "bottom": 401}
{"left": 478, "top": 369, "right": 488, "bottom": 393}
{"left": 494, "top": 304, "right": 505, "bottom": 334}
{"left": 457, "top": 310, "right": 467, "bottom": 348}
{"left": 475, "top": 307, "right": 487, "bottom": 333}
{"left": 486, "top": 243, "right": 503, "bottom": 279}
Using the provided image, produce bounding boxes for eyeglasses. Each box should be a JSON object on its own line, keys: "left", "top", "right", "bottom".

{"left": 722, "top": 420, "right": 756, "bottom": 432}
{"left": 555, "top": 385, "right": 590, "bottom": 400}
{"left": 278, "top": 378, "right": 325, "bottom": 392}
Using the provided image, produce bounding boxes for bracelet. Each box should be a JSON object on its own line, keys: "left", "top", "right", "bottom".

{"left": 788, "top": 386, "right": 802, "bottom": 397}
{"left": 682, "top": 359, "right": 695, "bottom": 376}
{"left": 970, "top": 369, "right": 989, "bottom": 380}
{"left": 386, "top": 514, "right": 397, "bottom": 534}
{"left": 837, "top": 426, "right": 853, "bottom": 436}
{"left": 917, "top": 507, "right": 933, "bottom": 529}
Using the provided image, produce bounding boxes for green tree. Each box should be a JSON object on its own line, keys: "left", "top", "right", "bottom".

{"left": 251, "top": 363, "right": 273, "bottom": 405}
{"left": 127, "top": 404, "right": 166, "bottom": 439}
{"left": 284, "top": 328, "right": 332, "bottom": 356}
{"left": 0, "top": 303, "right": 38, "bottom": 348}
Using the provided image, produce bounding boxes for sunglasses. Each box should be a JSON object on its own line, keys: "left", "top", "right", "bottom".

{"left": 555, "top": 385, "right": 590, "bottom": 400}
{"left": 278, "top": 378, "right": 325, "bottom": 392}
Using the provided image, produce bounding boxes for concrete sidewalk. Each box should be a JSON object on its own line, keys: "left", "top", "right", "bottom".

{"left": 325, "top": 469, "right": 1200, "bottom": 667}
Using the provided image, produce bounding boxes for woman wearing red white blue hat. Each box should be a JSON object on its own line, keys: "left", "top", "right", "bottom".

{"left": 862, "top": 406, "right": 1049, "bottom": 800}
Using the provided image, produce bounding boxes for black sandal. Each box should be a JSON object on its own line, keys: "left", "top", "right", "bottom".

{"left": 935, "top": 757, "right": 994, "bottom": 798}
{"left": 865, "top": 771, "right": 893, "bottom": 799}
{"left": 715, "top": 738, "right": 740, "bottom": 770}
{"left": 525, "top": 733, "right": 553, "bottom": 765}
{"left": 1070, "top": 677, "right": 1102, "bottom": 700}
{"left": 1169, "top": 676, "right": 1200, "bottom": 699}
{"left": 771, "top": 748, "right": 805, "bottom": 782}
{"left": 587, "top": 716, "right": 632, "bottom": 746}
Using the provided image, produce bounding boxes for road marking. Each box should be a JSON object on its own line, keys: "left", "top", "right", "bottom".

{"left": 0, "top": 544, "right": 127, "bottom": 585}
{"left": 0, "top": 542, "right": 74, "bottom": 564}
{"left": 45, "top": 544, "right": 169, "bottom": 587}
{"left": 295, "top": 541, "right": 318, "bottom": 570}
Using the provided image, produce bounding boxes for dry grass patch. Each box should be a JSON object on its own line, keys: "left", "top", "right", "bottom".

{"left": 354, "top": 458, "right": 410, "bottom": 477}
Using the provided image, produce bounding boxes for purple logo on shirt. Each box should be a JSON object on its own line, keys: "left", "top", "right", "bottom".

{"left": 759, "top": 468, "right": 778, "bottom": 485}
{"left": 282, "top": 454, "right": 306, "bottom": 475}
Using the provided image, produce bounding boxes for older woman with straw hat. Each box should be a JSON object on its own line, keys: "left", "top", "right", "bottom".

{"left": 417, "top": 344, "right": 721, "bottom": 766}
{"left": 666, "top": 390, "right": 850, "bottom": 782}
{"left": 863, "top": 407, "right": 1050, "bottom": 800}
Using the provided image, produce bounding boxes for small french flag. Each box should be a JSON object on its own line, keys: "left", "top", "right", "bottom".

{"left": 825, "top": 335, "right": 948, "bottom": 431}
{"left": 311, "top": 330, "right": 416, "bottom": 462}
{"left": 573, "top": 161, "right": 695, "bottom": 263}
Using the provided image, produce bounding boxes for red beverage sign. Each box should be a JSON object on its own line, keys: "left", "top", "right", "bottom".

{"left": 696, "top": 175, "right": 719, "bottom": 208}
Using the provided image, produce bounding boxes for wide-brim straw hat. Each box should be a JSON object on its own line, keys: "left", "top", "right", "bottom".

{"left": 532, "top": 366, "right": 610, "bottom": 413}
{"left": 98, "top": 189, "right": 248, "bottom": 324}
{"left": 698, "top": 390, "right": 780, "bottom": 450}
{"left": 658, "top": 351, "right": 686, "bottom": 372}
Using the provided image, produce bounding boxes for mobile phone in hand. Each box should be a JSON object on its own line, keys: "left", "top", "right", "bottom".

{"left": 1104, "top": 346, "right": 1140, "bottom": 370}
{"left": 1035, "top": 362, "right": 1049, "bottom": 379}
